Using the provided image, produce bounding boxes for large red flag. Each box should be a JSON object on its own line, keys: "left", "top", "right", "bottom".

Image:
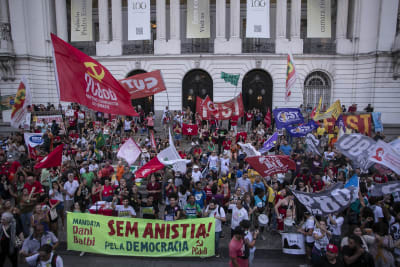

{"left": 264, "top": 108, "right": 271, "bottom": 128}
{"left": 34, "top": 144, "right": 64, "bottom": 169}
{"left": 182, "top": 123, "right": 198, "bottom": 136}
{"left": 196, "top": 94, "right": 244, "bottom": 120}
{"left": 245, "top": 155, "right": 296, "bottom": 177}
{"left": 119, "top": 70, "right": 166, "bottom": 100}
{"left": 51, "top": 34, "right": 138, "bottom": 116}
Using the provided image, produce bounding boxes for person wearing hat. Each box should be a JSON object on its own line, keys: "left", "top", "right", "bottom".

{"left": 25, "top": 244, "right": 63, "bottom": 267}
{"left": 192, "top": 165, "right": 202, "bottom": 184}
{"left": 229, "top": 226, "right": 248, "bottom": 267}
{"left": 314, "top": 244, "right": 344, "bottom": 267}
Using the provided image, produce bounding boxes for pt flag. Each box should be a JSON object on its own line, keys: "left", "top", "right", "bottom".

{"left": 285, "top": 53, "right": 296, "bottom": 101}
{"left": 182, "top": 123, "right": 198, "bottom": 136}
{"left": 34, "top": 144, "right": 64, "bottom": 169}
{"left": 117, "top": 139, "right": 141, "bottom": 165}
{"left": 196, "top": 94, "right": 244, "bottom": 120}
{"left": 11, "top": 77, "right": 31, "bottom": 129}
{"left": 51, "top": 34, "right": 138, "bottom": 116}
{"left": 245, "top": 155, "right": 296, "bottom": 176}
{"left": 369, "top": 140, "right": 400, "bottom": 175}
{"left": 119, "top": 70, "right": 166, "bottom": 100}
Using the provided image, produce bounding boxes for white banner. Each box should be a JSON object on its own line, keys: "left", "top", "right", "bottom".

{"left": 71, "top": 0, "right": 93, "bottom": 41}
{"left": 307, "top": 0, "right": 331, "bottom": 38}
{"left": 128, "top": 0, "right": 151, "bottom": 40}
{"left": 186, "top": 0, "right": 210, "bottom": 38}
{"left": 282, "top": 233, "right": 306, "bottom": 255}
{"left": 246, "top": 0, "right": 270, "bottom": 38}
{"left": 369, "top": 140, "right": 400, "bottom": 175}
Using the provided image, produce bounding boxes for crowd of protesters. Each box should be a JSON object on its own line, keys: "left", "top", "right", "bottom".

{"left": 0, "top": 102, "right": 398, "bottom": 267}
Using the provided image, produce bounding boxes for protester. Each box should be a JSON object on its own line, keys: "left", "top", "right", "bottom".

{"left": 204, "top": 198, "right": 226, "bottom": 257}
{"left": 0, "top": 212, "right": 24, "bottom": 267}
{"left": 25, "top": 244, "right": 63, "bottom": 267}
{"left": 229, "top": 226, "right": 248, "bottom": 267}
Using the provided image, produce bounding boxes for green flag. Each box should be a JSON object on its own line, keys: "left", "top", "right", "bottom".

{"left": 95, "top": 132, "right": 105, "bottom": 149}
{"left": 221, "top": 72, "right": 240, "bottom": 86}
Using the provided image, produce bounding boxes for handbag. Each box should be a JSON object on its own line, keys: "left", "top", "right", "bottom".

{"left": 49, "top": 208, "right": 58, "bottom": 221}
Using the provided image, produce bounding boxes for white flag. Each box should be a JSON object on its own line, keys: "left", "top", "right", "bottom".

{"left": 369, "top": 140, "right": 400, "bottom": 175}
{"left": 239, "top": 142, "right": 261, "bottom": 157}
{"left": 162, "top": 131, "right": 189, "bottom": 174}
{"left": 117, "top": 138, "right": 142, "bottom": 165}
{"left": 390, "top": 138, "right": 400, "bottom": 155}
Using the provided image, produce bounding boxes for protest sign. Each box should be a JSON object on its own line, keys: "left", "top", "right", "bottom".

{"left": 369, "top": 140, "right": 400, "bottom": 175}
{"left": 67, "top": 213, "right": 215, "bottom": 257}
{"left": 323, "top": 114, "right": 372, "bottom": 136}
{"left": 370, "top": 181, "right": 400, "bottom": 197}
{"left": 291, "top": 183, "right": 358, "bottom": 216}
{"left": 282, "top": 233, "right": 306, "bottom": 255}
{"left": 245, "top": 155, "right": 295, "bottom": 176}
{"left": 286, "top": 120, "right": 318, "bottom": 137}
{"left": 196, "top": 94, "right": 244, "bottom": 120}
{"left": 272, "top": 108, "right": 304, "bottom": 129}
{"left": 335, "top": 134, "right": 376, "bottom": 172}
{"left": 34, "top": 115, "right": 63, "bottom": 127}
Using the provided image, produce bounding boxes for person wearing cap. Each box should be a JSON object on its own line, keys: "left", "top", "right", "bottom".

{"left": 314, "top": 244, "right": 344, "bottom": 267}
{"left": 229, "top": 226, "right": 248, "bottom": 267}
{"left": 192, "top": 165, "right": 202, "bottom": 184}
{"left": 25, "top": 244, "right": 63, "bottom": 267}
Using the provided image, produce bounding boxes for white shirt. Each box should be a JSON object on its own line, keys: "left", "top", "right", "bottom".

{"left": 230, "top": 206, "right": 248, "bottom": 230}
{"left": 245, "top": 230, "right": 256, "bottom": 254}
{"left": 89, "top": 163, "right": 99, "bottom": 172}
{"left": 26, "top": 252, "right": 63, "bottom": 267}
{"left": 313, "top": 228, "right": 330, "bottom": 250}
{"left": 205, "top": 205, "right": 226, "bottom": 232}
{"left": 208, "top": 155, "right": 219, "bottom": 169}
{"left": 80, "top": 167, "right": 86, "bottom": 174}
{"left": 303, "top": 217, "right": 315, "bottom": 243}
{"left": 63, "top": 180, "right": 79, "bottom": 200}
{"left": 115, "top": 205, "right": 136, "bottom": 218}
{"left": 220, "top": 158, "right": 230, "bottom": 173}
{"left": 235, "top": 178, "right": 252, "bottom": 193}
{"left": 372, "top": 205, "right": 384, "bottom": 223}
{"left": 49, "top": 189, "right": 64, "bottom": 202}
{"left": 124, "top": 120, "right": 131, "bottom": 131}
{"left": 328, "top": 215, "right": 344, "bottom": 236}
{"left": 192, "top": 170, "right": 202, "bottom": 183}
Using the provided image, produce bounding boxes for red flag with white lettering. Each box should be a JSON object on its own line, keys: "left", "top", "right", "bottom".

{"left": 196, "top": 94, "right": 244, "bottom": 120}
{"left": 182, "top": 123, "right": 199, "bottom": 136}
{"left": 51, "top": 34, "right": 138, "bottom": 116}
{"left": 119, "top": 70, "right": 166, "bottom": 100}
{"left": 245, "top": 155, "right": 296, "bottom": 177}
{"left": 34, "top": 144, "right": 64, "bottom": 169}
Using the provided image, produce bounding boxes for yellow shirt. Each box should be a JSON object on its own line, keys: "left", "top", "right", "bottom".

{"left": 267, "top": 186, "right": 276, "bottom": 203}
{"left": 317, "top": 127, "right": 326, "bottom": 136}
{"left": 247, "top": 169, "right": 260, "bottom": 184}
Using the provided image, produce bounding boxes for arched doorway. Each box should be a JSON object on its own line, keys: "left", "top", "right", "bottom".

{"left": 126, "top": 69, "right": 155, "bottom": 115}
{"left": 182, "top": 69, "right": 213, "bottom": 113}
{"left": 303, "top": 71, "right": 331, "bottom": 112}
{"left": 242, "top": 70, "right": 273, "bottom": 112}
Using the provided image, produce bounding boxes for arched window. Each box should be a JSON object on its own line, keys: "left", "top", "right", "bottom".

{"left": 242, "top": 70, "right": 273, "bottom": 113}
{"left": 303, "top": 71, "right": 331, "bottom": 111}
{"left": 182, "top": 69, "right": 213, "bottom": 113}
{"left": 126, "top": 69, "right": 154, "bottom": 115}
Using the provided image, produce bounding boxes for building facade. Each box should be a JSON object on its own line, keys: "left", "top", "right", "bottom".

{"left": 0, "top": 0, "right": 400, "bottom": 124}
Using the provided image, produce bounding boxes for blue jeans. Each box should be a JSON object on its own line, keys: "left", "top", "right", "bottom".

{"left": 20, "top": 211, "right": 32, "bottom": 237}
{"left": 215, "top": 231, "right": 221, "bottom": 255}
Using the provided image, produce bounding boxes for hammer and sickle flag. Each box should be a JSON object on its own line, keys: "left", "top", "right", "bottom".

{"left": 51, "top": 34, "right": 138, "bottom": 116}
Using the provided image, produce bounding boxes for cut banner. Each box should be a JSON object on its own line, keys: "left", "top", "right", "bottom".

{"left": 273, "top": 108, "right": 304, "bottom": 129}
{"left": 335, "top": 134, "right": 376, "bottom": 172}
{"left": 368, "top": 140, "right": 400, "bottom": 175}
{"left": 119, "top": 70, "right": 166, "bottom": 100}
{"left": 67, "top": 213, "right": 215, "bottom": 257}
{"left": 117, "top": 139, "right": 142, "bottom": 165}
{"left": 51, "top": 34, "right": 138, "bottom": 116}
{"left": 11, "top": 77, "right": 32, "bottom": 129}
{"left": 196, "top": 94, "right": 244, "bottom": 120}
{"left": 245, "top": 155, "right": 296, "bottom": 177}
{"left": 291, "top": 183, "right": 358, "bottom": 216}
{"left": 286, "top": 120, "right": 319, "bottom": 137}
{"left": 24, "top": 133, "right": 43, "bottom": 159}
{"left": 370, "top": 181, "right": 400, "bottom": 197}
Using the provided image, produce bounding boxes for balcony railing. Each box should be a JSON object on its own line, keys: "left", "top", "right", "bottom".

{"left": 181, "top": 41, "right": 214, "bottom": 54}
{"left": 123, "top": 41, "right": 154, "bottom": 55}
{"left": 242, "top": 39, "right": 275, "bottom": 53}
{"left": 303, "top": 39, "right": 336, "bottom": 54}
{"left": 70, "top": 42, "right": 96, "bottom": 56}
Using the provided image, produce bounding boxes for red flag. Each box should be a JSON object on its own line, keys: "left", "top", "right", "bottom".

{"left": 34, "top": 144, "right": 64, "bottom": 169}
{"left": 135, "top": 157, "right": 164, "bottom": 179}
{"left": 245, "top": 155, "right": 296, "bottom": 177}
{"left": 182, "top": 123, "right": 198, "bottom": 136}
{"left": 310, "top": 107, "right": 316, "bottom": 119}
{"left": 196, "top": 94, "right": 244, "bottom": 120}
{"left": 264, "top": 108, "right": 271, "bottom": 128}
{"left": 51, "top": 34, "right": 138, "bottom": 116}
{"left": 119, "top": 70, "right": 167, "bottom": 100}
{"left": 150, "top": 131, "right": 156, "bottom": 149}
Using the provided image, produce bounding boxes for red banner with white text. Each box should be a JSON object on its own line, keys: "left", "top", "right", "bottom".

{"left": 119, "top": 70, "right": 167, "bottom": 100}
{"left": 196, "top": 94, "right": 244, "bottom": 120}
{"left": 245, "top": 155, "right": 296, "bottom": 177}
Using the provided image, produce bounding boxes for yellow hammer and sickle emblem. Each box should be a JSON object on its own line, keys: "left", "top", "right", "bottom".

{"left": 84, "top": 62, "right": 105, "bottom": 82}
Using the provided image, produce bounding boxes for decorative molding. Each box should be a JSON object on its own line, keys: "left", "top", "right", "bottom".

{"left": 0, "top": 56, "right": 16, "bottom": 81}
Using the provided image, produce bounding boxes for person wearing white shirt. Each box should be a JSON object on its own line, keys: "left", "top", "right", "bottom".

{"left": 235, "top": 174, "right": 252, "bottom": 194}
{"left": 328, "top": 213, "right": 344, "bottom": 247}
{"left": 229, "top": 200, "right": 249, "bottom": 238}
{"left": 63, "top": 173, "right": 79, "bottom": 213}
{"left": 208, "top": 152, "right": 219, "bottom": 171}
{"left": 204, "top": 199, "right": 226, "bottom": 257}
{"left": 89, "top": 161, "right": 99, "bottom": 172}
{"left": 220, "top": 155, "right": 230, "bottom": 174}
{"left": 192, "top": 166, "right": 202, "bottom": 183}
{"left": 112, "top": 196, "right": 136, "bottom": 218}
{"left": 25, "top": 244, "right": 63, "bottom": 267}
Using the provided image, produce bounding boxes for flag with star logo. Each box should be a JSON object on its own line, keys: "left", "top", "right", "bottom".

{"left": 285, "top": 53, "right": 296, "bottom": 102}
{"left": 182, "top": 123, "right": 199, "bottom": 136}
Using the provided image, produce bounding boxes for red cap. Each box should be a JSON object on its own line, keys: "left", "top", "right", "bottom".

{"left": 326, "top": 244, "right": 338, "bottom": 254}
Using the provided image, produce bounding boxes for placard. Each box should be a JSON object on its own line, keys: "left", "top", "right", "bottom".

{"left": 128, "top": 0, "right": 151, "bottom": 40}
{"left": 246, "top": 0, "right": 270, "bottom": 38}
{"left": 71, "top": 0, "right": 93, "bottom": 41}
{"left": 186, "top": 0, "right": 210, "bottom": 38}
{"left": 307, "top": 0, "right": 331, "bottom": 38}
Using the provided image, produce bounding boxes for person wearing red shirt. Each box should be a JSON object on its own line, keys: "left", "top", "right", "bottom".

{"left": 231, "top": 115, "right": 239, "bottom": 134}
{"left": 193, "top": 146, "right": 202, "bottom": 159}
{"left": 223, "top": 139, "right": 232, "bottom": 157}
{"left": 245, "top": 111, "right": 254, "bottom": 132}
{"left": 373, "top": 173, "right": 388, "bottom": 184}
{"left": 147, "top": 174, "right": 161, "bottom": 205}
{"left": 23, "top": 175, "right": 44, "bottom": 197}
{"left": 311, "top": 174, "right": 325, "bottom": 193}
{"left": 229, "top": 227, "right": 248, "bottom": 267}
{"left": 236, "top": 132, "right": 247, "bottom": 143}
{"left": 209, "top": 115, "right": 218, "bottom": 132}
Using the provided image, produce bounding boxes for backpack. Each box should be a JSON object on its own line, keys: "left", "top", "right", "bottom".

{"left": 239, "top": 240, "right": 250, "bottom": 259}
{"left": 36, "top": 253, "right": 58, "bottom": 267}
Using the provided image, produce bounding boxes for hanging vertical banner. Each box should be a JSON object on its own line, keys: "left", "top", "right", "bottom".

{"left": 71, "top": 0, "right": 93, "bottom": 41}
{"left": 186, "top": 0, "right": 210, "bottom": 38}
{"left": 307, "top": 0, "right": 331, "bottom": 38}
{"left": 246, "top": 0, "right": 270, "bottom": 38}
{"left": 128, "top": 0, "right": 151, "bottom": 40}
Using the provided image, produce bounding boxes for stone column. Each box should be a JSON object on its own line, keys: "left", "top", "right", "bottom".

{"left": 98, "top": 0, "right": 109, "bottom": 42}
{"left": 108, "top": 0, "right": 122, "bottom": 55}
{"left": 275, "top": 0, "right": 289, "bottom": 53}
{"left": 55, "top": 0, "right": 68, "bottom": 41}
{"left": 227, "top": 0, "right": 241, "bottom": 53}
{"left": 214, "top": 0, "right": 227, "bottom": 53}
{"left": 336, "top": 0, "right": 352, "bottom": 54}
{"left": 168, "top": 0, "right": 181, "bottom": 54}
{"left": 290, "top": 0, "right": 303, "bottom": 53}
{"left": 154, "top": 0, "right": 167, "bottom": 54}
